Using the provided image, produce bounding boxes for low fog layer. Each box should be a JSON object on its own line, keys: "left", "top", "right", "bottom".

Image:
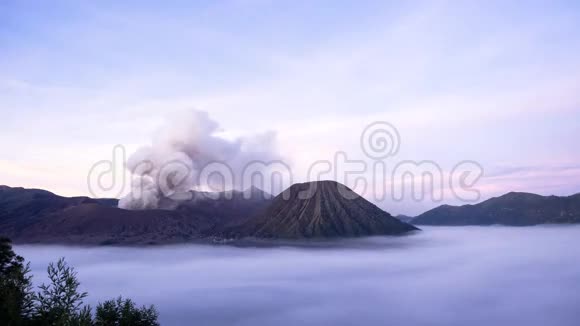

{"left": 16, "top": 227, "right": 580, "bottom": 326}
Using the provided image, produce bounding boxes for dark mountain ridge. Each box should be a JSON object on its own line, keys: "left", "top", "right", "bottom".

{"left": 412, "top": 191, "right": 580, "bottom": 226}
{"left": 0, "top": 185, "right": 272, "bottom": 244}
{"left": 0, "top": 185, "right": 118, "bottom": 233}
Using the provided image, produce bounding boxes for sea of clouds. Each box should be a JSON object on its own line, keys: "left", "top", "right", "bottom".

{"left": 15, "top": 226, "right": 580, "bottom": 326}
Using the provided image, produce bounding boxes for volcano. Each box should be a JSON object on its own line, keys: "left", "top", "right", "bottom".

{"left": 227, "top": 181, "right": 419, "bottom": 239}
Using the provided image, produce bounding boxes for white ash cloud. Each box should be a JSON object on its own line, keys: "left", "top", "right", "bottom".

{"left": 118, "top": 110, "right": 281, "bottom": 210}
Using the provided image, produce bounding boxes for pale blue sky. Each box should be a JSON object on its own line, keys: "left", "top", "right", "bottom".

{"left": 1, "top": 0, "right": 580, "bottom": 214}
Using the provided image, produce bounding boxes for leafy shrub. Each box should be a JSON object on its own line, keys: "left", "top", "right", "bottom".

{"left": 95, "top": 297, "right": 159, "bottom": 326}
{"left": 31, "top": 258, "right": 91, "bottom": 325}
{"left": 0, "top": 238, "right": 160, "bottom": 326}
{"left": 0, "top": 237, "right": 34, "bottom": 325}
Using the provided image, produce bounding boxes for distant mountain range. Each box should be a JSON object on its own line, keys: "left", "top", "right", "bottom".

{"left": 0, "top": 181, "right": 417, "bottom": 245}
{"left": 412, "top": 192, "right": 580, "bottom": 226}
{"left": 5, "top": 183, "right": 578, "bottom": 245}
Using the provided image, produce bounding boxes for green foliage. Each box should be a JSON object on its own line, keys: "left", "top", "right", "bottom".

{"left": 0, "top": 237, "right": 34, "bottom": 325}
{"left": 0, "top": 238, "right": 160, "bottom": 326}
{"left": 68, "top": 306, "right": 93, "bottom": 326}
{"left": 95, "top": 297, "right": 159, "bottom": 326}
{"left": 32, "top": 258, "right": 90, "bottom": 325}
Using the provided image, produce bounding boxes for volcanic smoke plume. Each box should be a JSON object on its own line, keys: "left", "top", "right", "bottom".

{"left": 118, "top": 110, "right": 281, "bottom": 210}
